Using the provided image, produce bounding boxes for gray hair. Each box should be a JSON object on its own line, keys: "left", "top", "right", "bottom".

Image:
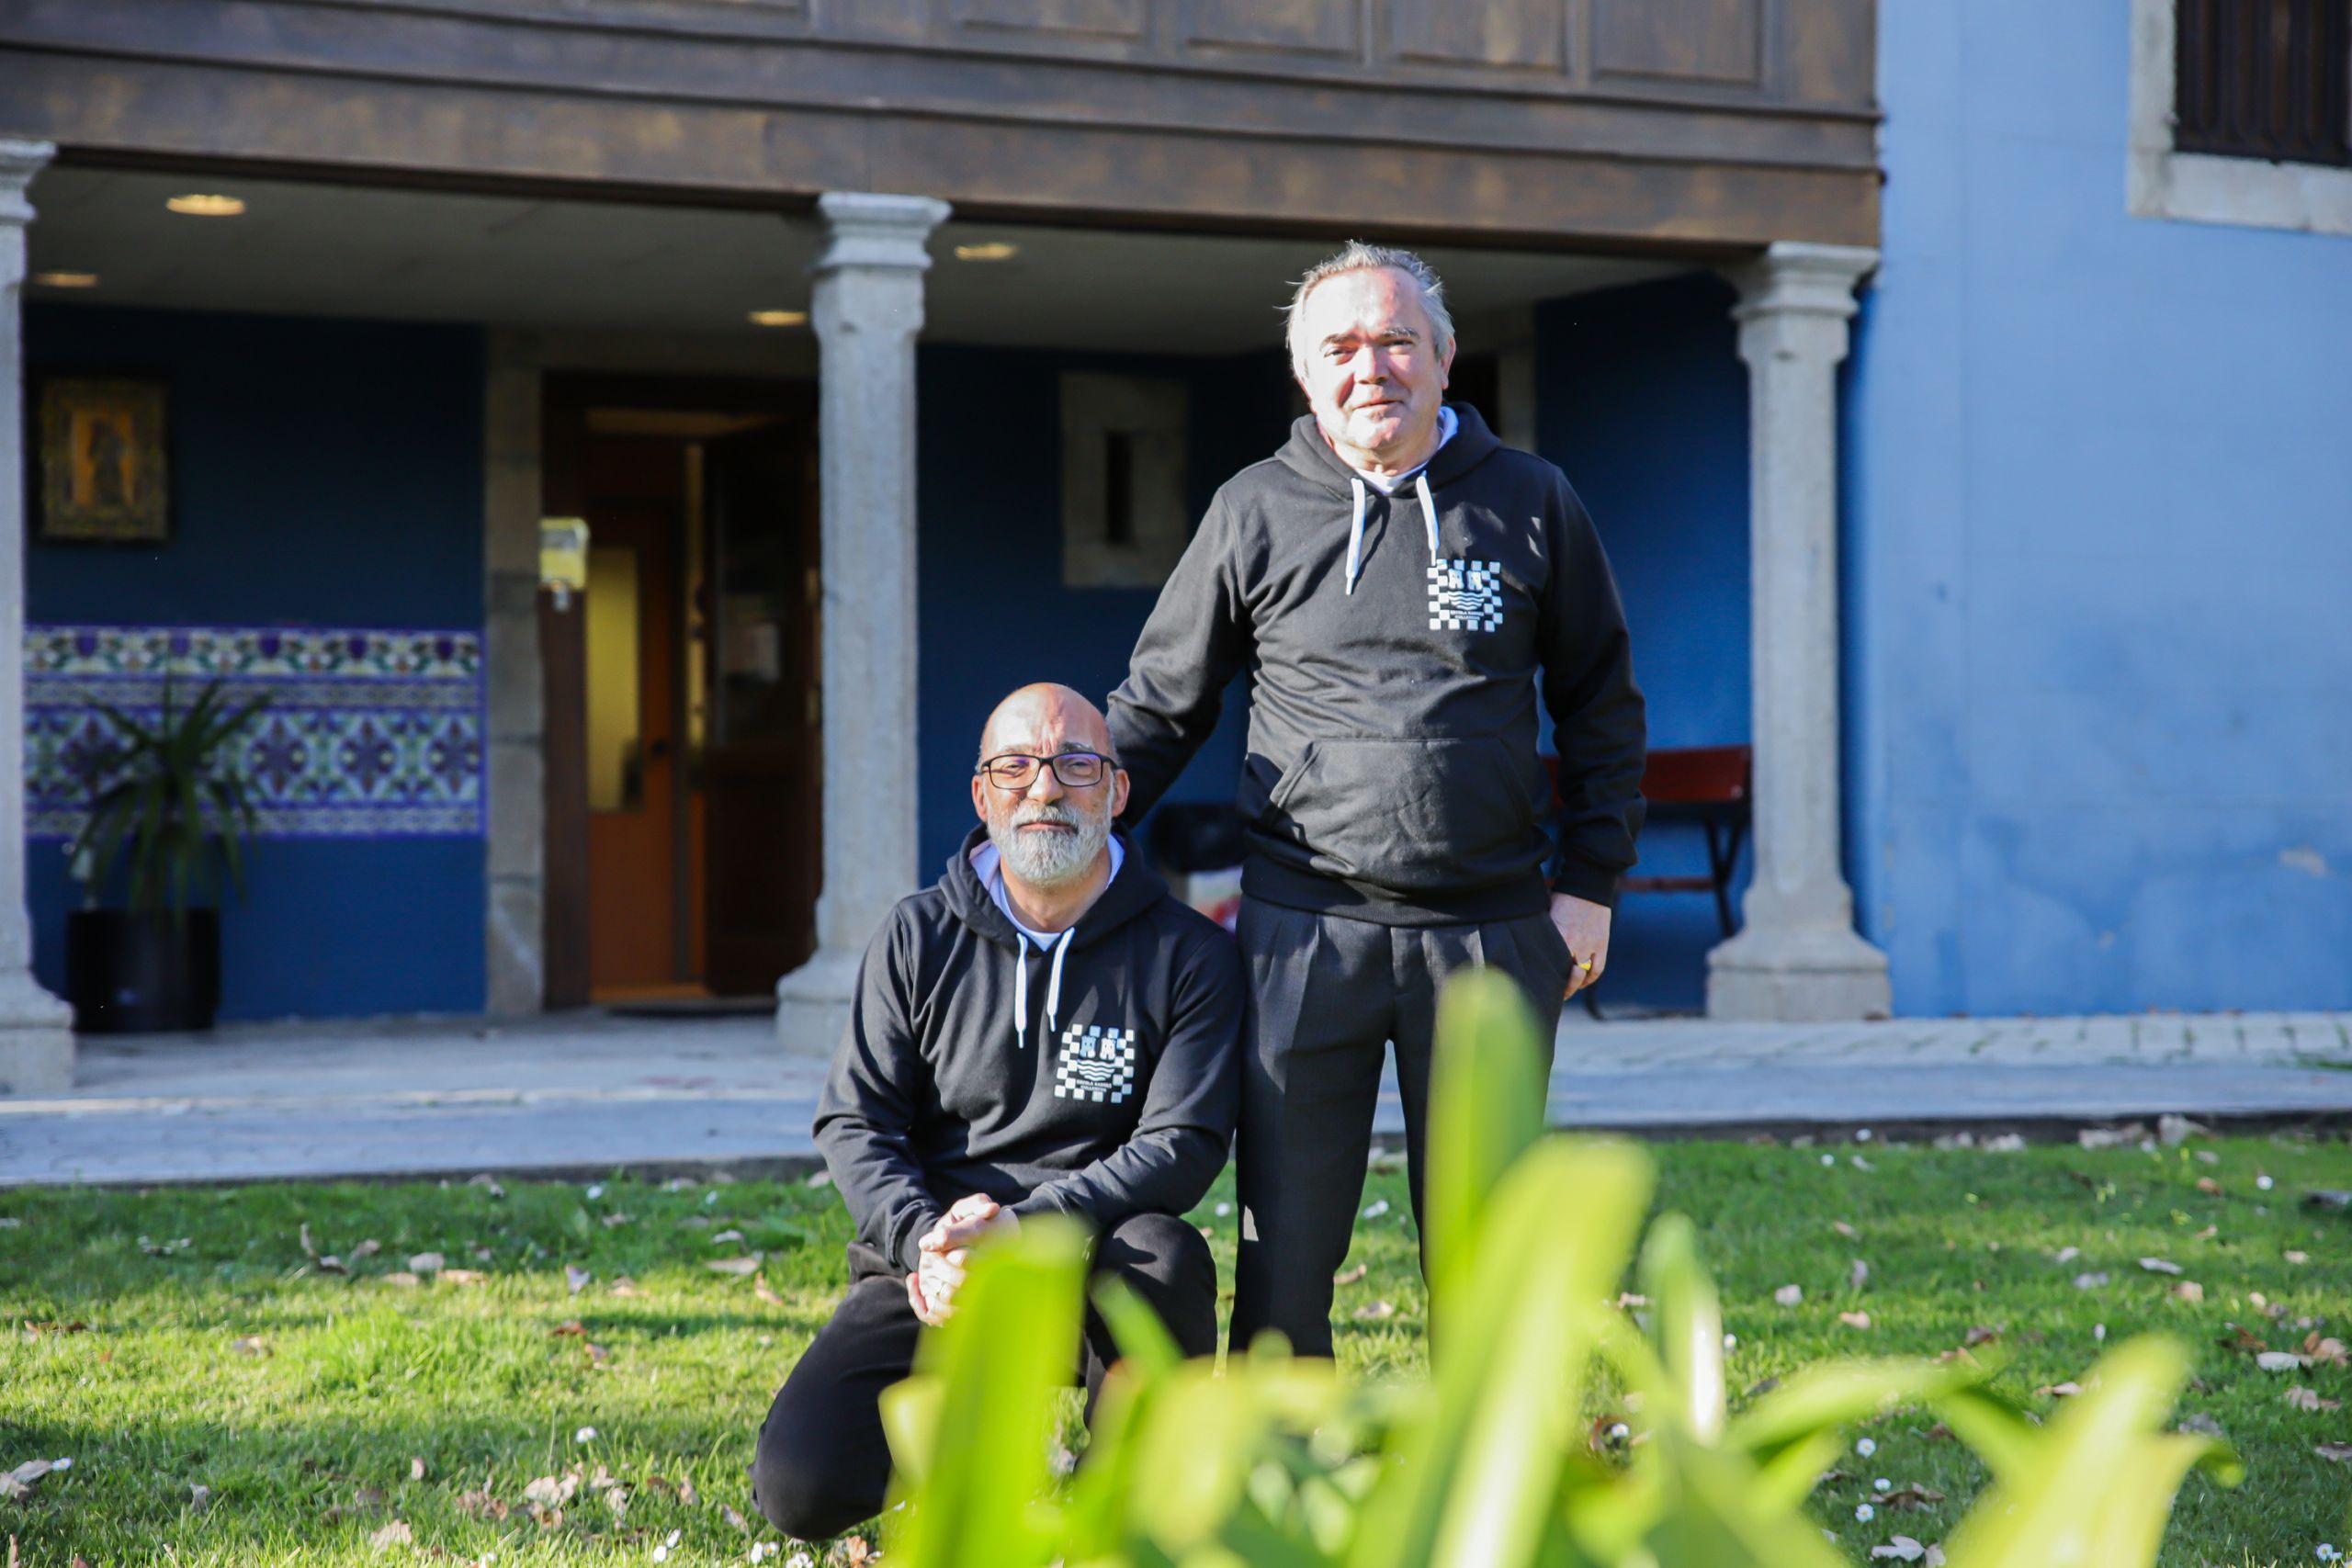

{"left": 1283, "top": 242, "right": 1456, "bottom": 380}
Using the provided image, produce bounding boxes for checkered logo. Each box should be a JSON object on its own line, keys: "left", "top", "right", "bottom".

{"left": 1053, "top": 1024, "right": 1137, "bottom": 1105}
{"left": 1428, "top": 559, "right": 1504, "bottom": 632}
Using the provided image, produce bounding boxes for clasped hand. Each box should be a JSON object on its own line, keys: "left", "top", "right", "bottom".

{"left": 904, "top": 1192, "right": 1020, "bottom": 1326}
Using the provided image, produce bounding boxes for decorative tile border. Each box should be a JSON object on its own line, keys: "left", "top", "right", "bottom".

{"left": 26, "top": 624, "right": 485, "bottom": 840}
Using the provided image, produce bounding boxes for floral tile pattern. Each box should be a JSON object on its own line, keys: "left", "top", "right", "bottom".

{"left": 26, "top": 625, "right": 485, "bottom": 839}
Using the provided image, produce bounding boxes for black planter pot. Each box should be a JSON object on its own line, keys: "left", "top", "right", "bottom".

{"left": 65, "top": 908, "right": 223, "bottom": 1033}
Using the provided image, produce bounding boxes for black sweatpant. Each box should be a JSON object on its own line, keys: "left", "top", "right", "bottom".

{"left": 1228, "top": 895, "right": 1570, "bottom": 1359}
{"left": 750, "top": 1210, "right": 1216, "bottom": 1541}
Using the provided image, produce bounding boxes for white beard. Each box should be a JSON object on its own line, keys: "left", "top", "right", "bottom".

{"left": 990, "top": 802, "right": 1111, "bottom": 887}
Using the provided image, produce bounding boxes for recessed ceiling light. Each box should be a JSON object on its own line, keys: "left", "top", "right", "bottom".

{"left": 747, "top": 309, "right": 808, "bottom": 328}
{"left": 165, "top": 193, "right": 246, "bottom": 217}
{"left": 954, "top": 242, "right": 1020, "bottom": 263}
{"left": 30, "top": 270, "right": 98, "bottom": 288}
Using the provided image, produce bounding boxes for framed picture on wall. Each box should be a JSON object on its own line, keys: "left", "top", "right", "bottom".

{"left": 37, "top": 376, "right": 170, "bottom": 543}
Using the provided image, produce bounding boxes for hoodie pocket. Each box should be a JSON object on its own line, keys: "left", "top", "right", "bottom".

{"left": 1263, "top": 735, "right": 1544, "bottom": 894}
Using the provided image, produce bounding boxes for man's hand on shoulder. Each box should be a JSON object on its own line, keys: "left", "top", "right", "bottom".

{"left": 1551, "top": 892, "right": 1612, "bottom": 998}
{"left": 905, "top": 1194, "right": 1023, "bottom": 1325}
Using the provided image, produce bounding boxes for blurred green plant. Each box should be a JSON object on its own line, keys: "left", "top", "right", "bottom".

{"left": 68, "top": 675, "right": 269, "bottom": 913}
{"left": 879, "top": 970, "right": 2242, "bottom": 1568}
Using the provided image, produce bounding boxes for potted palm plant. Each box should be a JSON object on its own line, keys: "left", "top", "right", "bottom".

{"left": 64, "top": 676, "right": 268, "bottom": 1032}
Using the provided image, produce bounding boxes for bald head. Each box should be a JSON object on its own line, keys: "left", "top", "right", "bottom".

{"left": 978, "top": 682, "right": 1116, "bottom": 766}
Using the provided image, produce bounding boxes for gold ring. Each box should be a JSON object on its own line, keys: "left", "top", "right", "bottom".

{"left": 1576, "top": 956, "right": 1595, "bottom": 971}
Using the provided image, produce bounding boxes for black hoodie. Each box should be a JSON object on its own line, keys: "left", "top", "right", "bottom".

{"left": 812, "top": 827, "right": 1242, "bottom": 1277}
{"left": 1109, "top": 402, "right": 1647, "bottom": 925}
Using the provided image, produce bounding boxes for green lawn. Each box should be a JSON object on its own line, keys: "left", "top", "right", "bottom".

{"left": 3, "top": 1134, "right": 2348, "bottom": 1566}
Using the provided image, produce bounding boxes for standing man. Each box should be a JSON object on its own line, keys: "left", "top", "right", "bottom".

{"left": 1107, "top": 242, "right": 1646, "bottom": 1357}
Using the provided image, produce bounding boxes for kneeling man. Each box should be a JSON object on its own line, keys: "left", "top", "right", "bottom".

{"left": 752, "top": 683, "right": 1242, "bottom": 1540}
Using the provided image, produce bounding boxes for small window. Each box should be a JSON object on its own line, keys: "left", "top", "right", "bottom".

{"left": 2173, "top": 0, "right": 2351, "bottom": 166}
{"left": 1061, "top": 373, "right": 1188, "bottom": 589}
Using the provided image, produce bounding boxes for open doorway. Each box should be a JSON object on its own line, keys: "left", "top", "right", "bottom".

{"left": 541, "top": 375, "right": 820, "bottom": 1009}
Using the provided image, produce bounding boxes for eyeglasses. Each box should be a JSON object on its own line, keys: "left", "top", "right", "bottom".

{"left": 975, "top": 750, "right": 1117, "bottom": 791}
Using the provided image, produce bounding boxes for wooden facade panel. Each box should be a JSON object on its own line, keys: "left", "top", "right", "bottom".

{"left": 1591, "top": 0, "right": 1761, "bottom": 85}
{"left": 0, "top": 0, "right": 1880, "bottom": 250}
{"left": 948, "top": 0, "right": 1149, "bottom": 44}
{"left": 1383, "top": 0, "right": 1567, "bottom": 73}
{"left": 1181, "top": 0, "right": 1361, "bottom": 59}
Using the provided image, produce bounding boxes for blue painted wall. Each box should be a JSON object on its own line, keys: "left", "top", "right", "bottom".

{"left": 914, "top": 344, "right": 1287, "bottom": 875}
{"left": 1849, "top": 3, "right": 2352, "bottom": 1014}
{"left": 1536, "top": 274, "right": 1752, "bottom": 1009}
{"left": 23, "top": 302, "right": 488, "bottom": 1020}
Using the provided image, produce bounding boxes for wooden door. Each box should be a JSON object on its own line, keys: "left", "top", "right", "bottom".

{"left": 584, "top": 502, "right": 684, "bottom": 992}
{"left": 700, "top": 420, "right": 820, "bottom": 994}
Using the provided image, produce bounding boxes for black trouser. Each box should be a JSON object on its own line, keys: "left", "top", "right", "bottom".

{"left": 1228, "top": 895, "right": 1570, "bottom": 1359}
{"left": 750, "top": 1210, "right": 1216, "bottom": 1541}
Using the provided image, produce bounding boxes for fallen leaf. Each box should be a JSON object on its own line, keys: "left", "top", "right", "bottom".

{"left": 1352, "top": 1299, "right": 1396, "bottom": 1320}
{"left": 300, "top": 1223, "right": 319, "bottom": 1258}
{"left": 841, "top": 1534, "right": 877, "bottom": 1566}
{"left": 2304, "top": 1190, "right": 2351, "bottom": 1210}
{"left": 440, "top": 1269, "right": 486, "bottom": 1287}
{"left": 2036, "top": 1382, "right": 2084, "bottom": 1398}
{"left": 2196, "top": 1177, "right": 2222, "bottom": 1195}
{"left": 467, "top": 1173, "right": 506, "bottom": 1199}
{"left": 2138, "top": 1257, "right": 2184, "bottom": 1276}
{"left": 1870, "top": 1538, "right": 1928, "bottom": 1562}
{"left": 1774, "top": 1284, "right": 1804, "bottom": 1306}
{"left": 2071, "top": 1272, "right": 2109, "bottom": 1291}
{"left": 2315, "top": 1442, "right": 2352, "bottom": 1463}
{"left": 2177, "top": 1413, "right": 2225, "bottom": 1438}
{"left": 1882, "top": 1483, "right": 1946, "bottom": 1510}
{"left": 352, "top": 1239, "right": 382, "bottom": 1259}
{"left": 2217, "top": 1322, "right": 2268, "bottom": 1354}
{"left": 1839, "top": 1310, "right": 1873, "bottom": 1330}
{"left": 2286, "top": 1386, "right": 2342, "bottom": 1411}
{"left": 2170, "top": 1280, "right": 2205, "bottom": 1303}
{"left": 22, "top": 1320, "right": 89, "bottom": 1337}
{"left": 2303, "top": 1333, "right": 2350, "bottom": 1367}
{"left": 523, "top": 1473, "right": 580, "bottom": 1506}
{"left": 316, "top": 1255, "right": 348, "bottom": 1274}
{"left": 231, "top": 1335, "right": 268, "bottom": 1357}
{"left": 600, "top": 1213, "right": 633, "bottom": 1228}
{"left": 1832, "top": 1221, "right": 1859, "bottom": 1239}
{"left": 2254, "top": 1351, "right": 2303, "bottom": 1371}
{"left": 706, "top": 1256, "right": 763, "bottom": 1276}
{"left": 584, "top": 1342, "right": 610, "bottom": 1367}
{"left": 368, "top": 1519, "right": 412, "bottom": 1551}
{"left": 565, "top": 1264, "right": 593, "bottom": 1294}
{"left": 408, "top": 1456, "right": 426, "bottom": 1482}
{"left": 2052, "top": 1246, "right": 2081, "bottom": 1264}
{"left": 1849, "top": 1258, "right": 1871, "bottom": 1290}
{"left": 711, "top": 1228, "right": 746, "bottom": 1245}
{"left": 609, "top": 1278, "right": 643, "bottom": 1298}
{"left": 720, "top": 1504, "right": 749, "bottom": 1533}
{"left": 188, "top": 1482, "right": 212, "bottom": 1512}
{"left": 526, "top": 1502, "right": 564, "bottom": 1529}
{"left": 752, "top": 1271, "right": 785, "bottom": 1306}
{"left": 1333, "top": 1264, "right": 1368, "bottom": 1286}
{"left": 549, "top": 1320, "right": 586, "bottom": 1337}
{"left": 456, "top": 1489, "right": 507, "bottom": 1520}
{"left": 379, "top": 1272, "right": 421, "bottom": 1289}
{"left": 1963, "top": 1325, "right": 2002, "bottom": 1347}
{"left": 406, "top": 1252, "right": 445, "bottom": 1274}
{"left": 2286, "top": 1248, "right": 2309, "bottom": 1264}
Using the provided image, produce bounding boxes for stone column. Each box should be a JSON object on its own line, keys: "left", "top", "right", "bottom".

{"left": 482, "top": 333, "right": 545, "bottom": 1014}
{"left": 0, "top": 139, "right": 74, "bottom": 1093}
{"left": 1706, "top": 243, "right": 1893, "bottom": 1022}
{"left": 775, "top": 191, "right": 950, "bottom": 1053}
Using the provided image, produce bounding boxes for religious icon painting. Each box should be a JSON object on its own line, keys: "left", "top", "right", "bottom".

{"left": 38, "top": 376, "right": 170, "bottom": 543}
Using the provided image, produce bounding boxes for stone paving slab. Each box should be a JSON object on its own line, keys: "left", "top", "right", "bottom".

{"left": 1, "top": 1009, "right": 2346, "bottom": 1189}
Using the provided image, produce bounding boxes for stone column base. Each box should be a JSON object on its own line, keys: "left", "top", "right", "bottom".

{"left": 1706, "top": 924, "right": 1893, "bottom": 1022}
{"left": 775, "top": 946, "right": 862, "bottom": 1059}
{"left": 0, "top": 970, "right": 74, "bottom": 1094}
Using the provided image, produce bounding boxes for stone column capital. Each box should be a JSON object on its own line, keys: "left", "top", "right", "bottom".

{"left": 1726, "top": 242, "right": 1879, "bottom": 326}
{"left": 811, "top": 192, "right": 952, "bottom": 277}
{"left": 0, "top": 139, "right": 55, "bottom": 249}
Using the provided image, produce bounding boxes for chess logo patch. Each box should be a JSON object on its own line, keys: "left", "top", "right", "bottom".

{"left": 1427, "top": 559, "right": 1505, "bottom": 632}
{"left": 1054, "top": 1024, "right": 1138, "bottom": 1105}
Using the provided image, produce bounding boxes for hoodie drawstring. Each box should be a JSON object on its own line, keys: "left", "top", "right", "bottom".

{"left": 1344, "top": 471, "right": 1443, "bottom": 595}
{"left": 1344, "top": 476, "right": 1367, "bottom": 596}
{"left": 1011, "top": 928, "right": 1077, "bottom": 1050}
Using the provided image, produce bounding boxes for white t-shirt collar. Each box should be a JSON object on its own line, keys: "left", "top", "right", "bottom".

{"left": 1349, "top": 404, "right": 1457, "bottom": 496}
{"left": 969, "top": 835, "right": 1125, "bottom": 949}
